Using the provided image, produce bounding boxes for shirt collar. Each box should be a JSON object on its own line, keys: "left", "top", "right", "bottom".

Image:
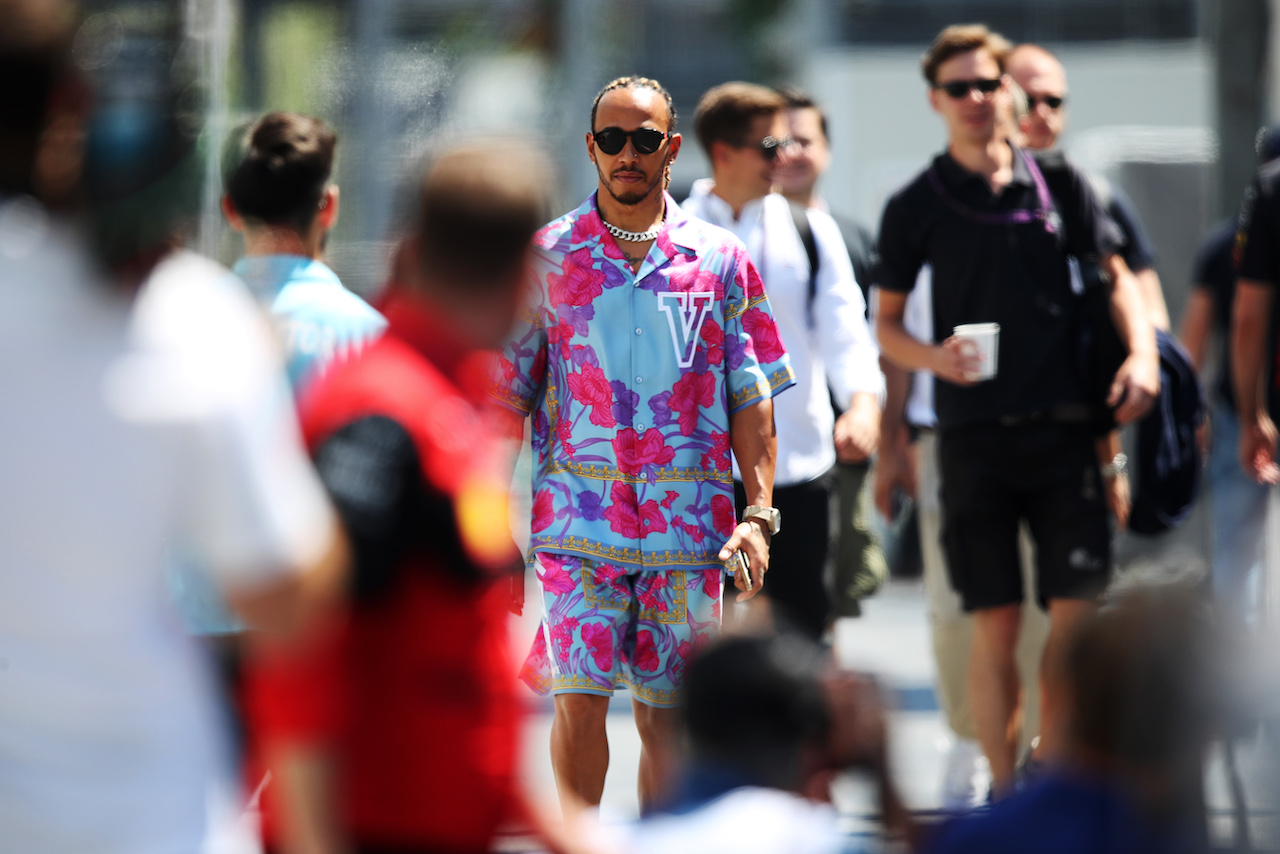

{"left": 935, "top": 141, "right": 1034, "bottom": 193}
{"left": 232, "top": 254, "right": 340, "bottom": 301}
{"left": 686, "top": 177, "right": 766, "bottom": 230}
{"left": 583, "top": 190, "right": 703, "bottom": 259}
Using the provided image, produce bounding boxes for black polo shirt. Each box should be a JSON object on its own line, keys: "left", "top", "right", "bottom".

{"left": 1235, "top": 159, "right": 1280, "bottom": 419}
{"left": 876, "top": 144, "right": 1123, "bottom": 429}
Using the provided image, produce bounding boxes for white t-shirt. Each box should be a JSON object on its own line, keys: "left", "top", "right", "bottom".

{"left": 0, "top": 207, "right": 333, "bottom": 854}
{"left": 683, "top": 181, "right": 884, "bottom": 486}
{"left": 609, "top": 786, "right": 846, "bottom": 854}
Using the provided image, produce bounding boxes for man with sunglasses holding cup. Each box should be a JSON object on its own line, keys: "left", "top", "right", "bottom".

{"left": 874, "top": 24, "right": 1159, "bottom": 795}
{"left": 494, "top": 75, "right": 795, "bottom": 811}
{"left": 682, "top": 82, "right": 884, "bottom": 642}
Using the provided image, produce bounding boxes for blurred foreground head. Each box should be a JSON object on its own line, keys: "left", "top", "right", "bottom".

{"left": 402, "top": 140, "right": 552, "bottom": 348}
{"left": 684, "top": 634, "right": 855, "bottom": 792}
{"left": 1063, "top": 581, "right": 1217, "bottom": 831}
{"left": 0, "top": 0, "right": 77, "bottom": 203}
{"left": 1, "top": 0, "right": 205, "bottom": 280}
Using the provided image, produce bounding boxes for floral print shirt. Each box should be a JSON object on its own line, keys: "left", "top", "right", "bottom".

{"left": 493, "top": 192, "right": 795, "bottom": 571}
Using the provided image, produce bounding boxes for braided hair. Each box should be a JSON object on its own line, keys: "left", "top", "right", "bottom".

{"left": 590, "top": 76, "right": 677, "bottom": 133}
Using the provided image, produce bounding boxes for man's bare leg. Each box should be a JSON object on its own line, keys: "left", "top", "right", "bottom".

{"left": 632, "top": 698, "right": 680, "bottom": 811}
{"left": 550, "top": 693, "right": 610, "bottom": 809}
{"left": 968, "top": 603, "right": 1022, "bottom": 791}
{"left": 1035, "top": 597, "right": 1098, "bottom": 761}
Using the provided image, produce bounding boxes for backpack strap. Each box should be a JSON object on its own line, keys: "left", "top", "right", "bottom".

{"left": 925, "top": 149, "right": 1060, "bottom": 236}
{"left": 788, "top": 200, "right": 820, "bottom": 328}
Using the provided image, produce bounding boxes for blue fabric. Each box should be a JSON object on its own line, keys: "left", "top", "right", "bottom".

{"left": 232, "top": 255, "right": 386, "bottom": 395}
{"left": 172, "top": 255, "right": 384, "bottom": 635}
{"left": 1129, "top": 329, "right": 1205, "bottom": 535}
{"left": 926, "top": 773, "right": 1194, "bottom": 854}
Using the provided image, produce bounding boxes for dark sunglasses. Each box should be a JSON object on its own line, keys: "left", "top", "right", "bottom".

{"left": 592, "top": 126, "right": 670, "bottom": 155}
{"left": 935, "top": 78, "right": 1002, "bottom": 99}
{"left": 1027, "top": 94, "right": 1066, "bottom": 111}
{"left": 752, "top": 135, "right": 793, "bottom": 161}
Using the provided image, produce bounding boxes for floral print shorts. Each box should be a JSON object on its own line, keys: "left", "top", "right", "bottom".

{"left": 519, "top": 552, "right": 724, "bottom": 707}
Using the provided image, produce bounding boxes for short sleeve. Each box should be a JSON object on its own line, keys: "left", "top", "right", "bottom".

{"left": 491, "top": 266, "right": 549, "bottom": 414}
{"left": 1237, "top": 171, "right": 1280, "bottom": 287}
{"left": 723, "top": 250, "right": 795, "bottom": 413}
{"left": 1055, "top": 162, "right": 1124, "bottom": 260}
{"left": 1106, "top": 185, "right": 1157, "bottom": 273}
{"left": 874, "top": 193, "right": 925, "bottom": 293}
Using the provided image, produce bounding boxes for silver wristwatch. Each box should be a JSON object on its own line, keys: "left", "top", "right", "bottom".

{"left": 1100, "top": 452, "right": 1128, "bottom": 479}
{"left": 742, "top": 504, "right": 782, "bottom": 536}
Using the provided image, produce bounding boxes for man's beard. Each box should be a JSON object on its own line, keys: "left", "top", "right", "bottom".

{"left": 597, "top": 156, "right": 667, "bottom": 207}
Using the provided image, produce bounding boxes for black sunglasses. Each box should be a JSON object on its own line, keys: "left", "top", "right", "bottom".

{"left": 751, "top": 135, "right": 793, "bottom": 161}
{"left": 935, "top": 78, "right": 1002, "bottom": 99}
{"left": 592, "top": 126, "right": 670, "bottom": 155}
{"left": 1027, "top": 94, "right": 1066, "bottom": 111}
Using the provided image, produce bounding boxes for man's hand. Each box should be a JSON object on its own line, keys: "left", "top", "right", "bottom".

{"left": 1104, "top": 471, "right": 1130, "bottom": 530}
{"left": 1108, "top": 350, "right": 1160, "bottom": 425}
{"left": 874, "top": 436, "right": 916, "bottom": 520}
{"left": 1240, "top": 413, "right": 1280, "bottom": 484}
{"left": 933, "top": 337, "right": 982, "bottom": 386}
{"left": 718, "top": 520, "right": 770, "bottom": 601}
{"left": 835, "top": 395, "right": 881, "bottom": 463}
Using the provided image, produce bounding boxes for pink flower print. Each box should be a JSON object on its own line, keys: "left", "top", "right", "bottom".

{"left": 742, "top": 307, "right": 786, "bottom": 363}
{"left": 631, "top": 631, "right": 660, "bottom": 672}
{"left": 581, "top": 622, "right": 614, "bottom": 672}
{"left": 742, "top": 257, "right": 766, "bottom": 299}
{"left": 548, "top": 249, "right": 606, "bottom": 306}
{"left": 555, "top": 420, "right": 576, "bottom": 458}
{"left": 639, "top": 500, "right": 669, "bottom": 537}
{"left": 700, "top": 431, "right": 732, "bottom": 472}
{"left": 700, "top": 568, "right": 722, "bottom": 599}
{"left": 547, "top": 319, "right": 575, "bottom": 359}
{"left": 700, "top": 321, "right": 724, "bottom": 365}
{"left": 669, "top": 371, "right": 716, "bottom": 436}
{"left": 536, "top": 551, "right": 576, "bottom": 593}
{"left": 570, "top": 212, "right": 625, "bottom": 260}
{"left": 654, "top": 230, "right": 676, "bottom": 259}
{"left": 637, "top": 572, "right": 669, "bottom": 613}
{"left": 676, "top": 632, "right": 712, "bottom": 663}
{"left": 603, "top": 481, "right": 669, "bottom": 539}
{"left": 612, "top": 428, "right": 676, "bottom": 475}
{"left": 660, "top": 490, "right": 680, "bottom": 509}
{"left": 593, "top": 562, "right": 629, "bottom": 597}
{"left": 498, "top": 355, "right": 518, "bottom": 381}
{"left": 710, "top": 494, "right": 736, "bottom": 537}
{"left": 549, "top": 615, "right": 580, "bottom": 664}
{"left": 567, "top": 363, "right": 616, "bottom": 428}
{"left": 531, "top": 490, "right": 557, "bottom": 534}
{"left": 530, "top": 347, "right": 547, "bottom": 382}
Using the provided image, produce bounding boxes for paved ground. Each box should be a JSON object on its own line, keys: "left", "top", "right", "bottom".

{"left": 514, "top": 572, "right": 1280, "bottom": 850}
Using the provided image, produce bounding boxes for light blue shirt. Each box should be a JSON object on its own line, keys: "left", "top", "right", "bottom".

{"left": 173, "top": 255, "right": 385, "bottom": 635}
{"left": 233, "top": 255, "right": 387, "bottom": 394}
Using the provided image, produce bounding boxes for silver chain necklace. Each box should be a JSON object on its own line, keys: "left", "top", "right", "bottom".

{"left": 602, "top": 219, "right": 661, "bottom": 243}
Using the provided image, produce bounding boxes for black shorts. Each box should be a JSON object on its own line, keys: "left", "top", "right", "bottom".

{"left": 937, "top": 420, "right": 1111, "bottom": 612}
{"left": 734, "top": 467, "right": 838, "bottom": 640}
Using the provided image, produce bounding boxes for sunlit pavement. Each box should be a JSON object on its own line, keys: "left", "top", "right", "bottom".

{"left": 513, "top": 574, "right": 1280, "bottom": 850}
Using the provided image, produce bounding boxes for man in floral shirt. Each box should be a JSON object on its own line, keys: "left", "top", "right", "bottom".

{"left": 494, "top": 76, "right": 795, "bottom": 810}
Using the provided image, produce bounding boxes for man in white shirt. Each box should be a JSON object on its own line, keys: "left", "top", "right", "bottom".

{"left": 0, "top": 5, "right": 346, "bottom": 851}
{"left": 682, "top": 82, "right": 883, "bottom": 639}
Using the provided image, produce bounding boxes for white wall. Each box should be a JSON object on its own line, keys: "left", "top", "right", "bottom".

{"left": 799, "top": 40, "right": 1214, "bottom": 228}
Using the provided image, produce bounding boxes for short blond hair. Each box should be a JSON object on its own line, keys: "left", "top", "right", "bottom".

{"left": 921, "top": 24, "right": 1013, "bottom": 85}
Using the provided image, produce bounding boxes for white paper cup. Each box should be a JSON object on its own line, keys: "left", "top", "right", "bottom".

{"left": 953, "top": 322, "right": 1000, "bottom": 381}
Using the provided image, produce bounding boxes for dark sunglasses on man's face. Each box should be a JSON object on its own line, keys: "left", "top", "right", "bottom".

{"left": 754, "top": 136, "right": 793, "bottom": 161}
{"left": 935, "top": 78, "right": 1003, "bottom": 99}
{"left": 592, "top": 126, "right": 670, "bottom": 155}
{"left": 1026, "top": 94, "right": 1066, "bottom": 111}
